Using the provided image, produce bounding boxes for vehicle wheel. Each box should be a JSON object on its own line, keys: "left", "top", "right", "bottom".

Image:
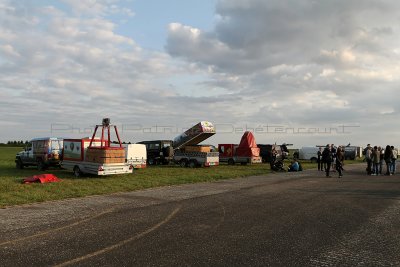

{"left": 241, "top": 162, "right": 247, "bottom": 166}
{"left": 228, "top": 159, "right": 235, "bottom": 165}
{"left": 73, "top": 166, "right": 82, "bottom": 177}
{"left": 37, "top": 159, "right": 46, "bottom": 171}
{"left": 310, "top": 157, "right": 317, "bottom": 163}
{"left": 148, "top": 158, "right": 155, "bottom": 165}
{"left": 179, "top": 160, "right": 187, "bottom": 167}
{"left": 16, "top": 159, "right": 24, "bottom": 169}
{"left": 188, "top": 160, "right": 197, "bottom": 168}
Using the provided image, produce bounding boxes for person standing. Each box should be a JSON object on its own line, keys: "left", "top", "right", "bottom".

{"left": 336, "top": 146, "right": 345, "bottom": 178}
{"left": 365, "top": 145, "right": 372, "bottom": 175}
{"left": 384, "top": 145, "right": 393, "bottom": 175}
{"left": 317, "top": 147, "right": 323, "bottom": 171}
{"left": 331, "top": 144, "right": 337, "bottom": 172}
{"left": 390, "top": 146, "right": 397, "bottom": 175}
{"left": 322, "top": 144, "right": 332, "bottom": 177}
{"left": 371, "top": 146, "right": 380, "bottom": 176}
{"left": 379, "top": 146, "right": 384, "bottom": 175}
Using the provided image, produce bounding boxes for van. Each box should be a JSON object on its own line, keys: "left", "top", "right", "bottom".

{"left": 298, "top": 147, "right": 320, "bottom": 162}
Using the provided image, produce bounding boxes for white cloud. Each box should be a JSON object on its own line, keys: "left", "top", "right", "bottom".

{"left": 1, "top": 0, "right": 400, "bottom": 147}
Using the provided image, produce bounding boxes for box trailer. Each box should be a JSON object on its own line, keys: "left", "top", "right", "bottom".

{"left": 124, "top": 144, "right": 147, "bottom": 169}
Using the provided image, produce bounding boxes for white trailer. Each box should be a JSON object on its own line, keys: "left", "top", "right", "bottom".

{"left": 124, "top": 144, "right": 147, "bottom": 169}
{"left": 62, "top": 160, "right": 133, "bottom": 177}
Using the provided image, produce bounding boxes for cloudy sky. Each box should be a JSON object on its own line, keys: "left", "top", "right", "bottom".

{"left": 1, "top": 0, "right": 399, "bottom": 148}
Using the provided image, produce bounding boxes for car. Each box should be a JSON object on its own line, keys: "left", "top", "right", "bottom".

{"left": 15, "top": 137, "right": 63, "bottom": 170}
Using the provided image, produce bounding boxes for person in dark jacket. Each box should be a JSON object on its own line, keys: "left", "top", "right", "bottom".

{"left": 322, "top": 144, "right": 332, "bottom": 177}
{"left": 317, "top": 147, "right": 323, "bottom": 171}
{"left": 384, "top": 145, "right": 393, "bottom": 175}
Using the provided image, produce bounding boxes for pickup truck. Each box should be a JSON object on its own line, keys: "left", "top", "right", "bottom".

{"left": 15, "top": 137, "right": 63, "bottom": 170}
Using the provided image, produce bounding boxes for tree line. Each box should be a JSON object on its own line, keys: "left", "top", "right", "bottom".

{"left": 0, "top": 141, "right": 30, "bottom": 147}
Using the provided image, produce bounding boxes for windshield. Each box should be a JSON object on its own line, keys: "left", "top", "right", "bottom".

{"left": 50, "top": 140, "right": 63, "bottom": 151}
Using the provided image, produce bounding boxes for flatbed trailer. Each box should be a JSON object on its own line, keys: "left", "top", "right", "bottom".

{"left": 62, "top": 161, "right": 132, "bottom": 177}
{"left": 173, "top": 151, "right": 219, "bottom": 168}
{"left": 219, "top": 155, "right": 262, "bottom": 165}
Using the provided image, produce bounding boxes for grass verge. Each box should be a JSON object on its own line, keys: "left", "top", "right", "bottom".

{"left": 1, "top": 147, "right": 347, "bottom": 208}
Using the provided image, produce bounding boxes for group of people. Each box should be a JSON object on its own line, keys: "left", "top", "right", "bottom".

{"left": 364, "top": 144, "right": 397, "bottom": 176}
{"left": 317, "top": 144, "right": 345, "bottom": 178}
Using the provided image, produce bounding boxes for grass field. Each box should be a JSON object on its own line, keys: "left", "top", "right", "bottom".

{"left": 0, "top": 147, "right": 320, "bottom": 208}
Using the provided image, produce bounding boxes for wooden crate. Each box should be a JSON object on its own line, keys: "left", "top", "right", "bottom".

{"left": 85, "top": 148, "right": 125, "bottom": 164}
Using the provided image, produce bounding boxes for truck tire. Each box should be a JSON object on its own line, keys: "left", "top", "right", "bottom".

{"left": 188, "top": 160, "right": 197, "bottom": 168}
{"left": 16, "top": 158, "right": 24, "bottom": 169}
{"left": 310, "top": 157, "right": 317, "bottom": 163}
{"left": 228, "top": 158, "right": 235, "bottom": 165}
{"left": 73, "top": 166, "right": 82, "bottom": 178}
{"left": 148, "top": 158, "right": 155, "bottom": 165}
{"left": 37, "top": 159, "right": 46, "bottom": 171}
{"left": 179, "top": 160, "right": 187, "bottom": 168}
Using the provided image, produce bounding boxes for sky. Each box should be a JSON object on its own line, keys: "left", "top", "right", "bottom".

{"left": 1, "top": 0, "right": 400, "bottom": 148}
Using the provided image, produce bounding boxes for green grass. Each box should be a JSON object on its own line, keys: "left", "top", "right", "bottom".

{"left": 0, "top": 147, "right": 338, "bottom": 208}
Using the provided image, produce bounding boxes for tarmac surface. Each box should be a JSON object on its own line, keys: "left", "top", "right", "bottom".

{"left": 1, "top": 163, "right": 400, "bottom": 266}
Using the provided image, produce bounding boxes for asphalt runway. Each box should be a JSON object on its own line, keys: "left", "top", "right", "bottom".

{"left": 1, "top": 163, "right": 400, "bottom": 266}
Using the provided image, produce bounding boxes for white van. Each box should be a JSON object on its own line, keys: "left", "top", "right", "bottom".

{"left": 298, "top": 147, "right": 320, "bottom": 162}
{"left": 124, "top": 144, "right": 147, "bottom": 169}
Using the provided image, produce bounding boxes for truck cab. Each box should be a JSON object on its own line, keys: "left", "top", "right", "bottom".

{"left": 15, "top": 137, "right": 63, "bottom": 170}
{"left": 137, "top": 140, "right": 174, "bottom": 165}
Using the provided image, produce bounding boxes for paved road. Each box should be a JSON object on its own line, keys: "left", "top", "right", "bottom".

{"left": 1, "top": 164, "right": 400, "bottom": 266}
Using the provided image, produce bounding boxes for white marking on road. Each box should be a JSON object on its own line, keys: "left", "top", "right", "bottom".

{"left": 0, "top": 208, "right": 115, "bottom": 247}
{"left": 54, "top": 205, "right": 181, "bottom": 267}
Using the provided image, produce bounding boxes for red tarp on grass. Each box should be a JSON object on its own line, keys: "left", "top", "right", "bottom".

{"left": 22, "top": 174, "right": 61, "bottom": 184}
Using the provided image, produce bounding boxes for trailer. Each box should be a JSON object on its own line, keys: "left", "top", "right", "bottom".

{"left": 173, "top": 150, "right": 219, "bottom": 167}
{"left": 172, "top": 121, "right": 219, "bottom": 167}
{"left": 61, "top": 119, "right": 133, "bottom": 177}
{"left": 219, "top": 131, "right": 262, "bottom": 165}
{"left": 219, "top": 144, "right": 262, "bottom": 165}
{"left": 62, "top": 138, "right": 133, "bottom": 177}
{"left": 124, "top": 144, "right": 147, "bottom": 169}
